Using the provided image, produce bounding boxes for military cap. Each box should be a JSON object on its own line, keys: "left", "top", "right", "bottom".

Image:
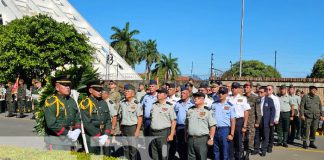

{"left": 218, "top": 87, "right": 229, "bottom": 94}
{"left": 52, "top": 75, "right": 71, "bottom": 86}
{"left": 309, "top": 86, "right": 318, "bottom": 90}
{"left": 149, "top": 80, "right": 157, "bottom": 85}
{"left": 280, "top": 84, "right": 287, "bottom": 89}
{"left": 231, "top": 82, "right": 241, "bottom": 88}
{"left": 86, "top": 80, "right": 103, "bottom": 88}
{"left": 211, "top": 80, "right": 222, "bottom": 86}
{"left": 180, "top": 85, "right": 189, "bottom": 91}
{"left": 166, "top": 82, "right": 176, "bottom": 88}
{"left": 156, "top": 88, "right": 168, "bottom": 94}
{"left": 289, "top": 84, "right": 294, "bottom": 88}
{"left": 109, "top": 80, "right": 117, "bottom": 84}
{"left": 124, "top": 84, "right": 136, "bottom": 91}
{"left": 199, "top": 82, "right": 209, "bottom": 89}
{"left": 244, "top": 81, "right": 253, "bottom": 87}
{"left": 102, "top": 87, "right": 110, "bottom": 93}
{"left": 193, "top": 92, "right": 205, "bottom": 98}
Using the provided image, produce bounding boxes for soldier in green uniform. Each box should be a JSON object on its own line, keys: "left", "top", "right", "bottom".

{"left": 79, "top": 80, "right": 112, "bottom": 154}
{"left": 243, "top": 82, "right": 261, "bottom": 159}
{"left": 186, "top": 92, "right": 216, "bottom": 160}
{"left": 5, "top": 82, "right": 15, "bottom": 117}
{"left": 119, "top": 84, "right": 143, "bottom": 160}
{"left": 150, "top": 88, "right": 177, "bottom": 160}
{"left": 17, "top": 79, "right": 26, "bottom": 118}
{"left": 300, "top": 86, "right": 324, "bottom": 149}
{"left": 44, "top": 75, "right": 81, "bottom": 150}
{"left": 109, "top": 80, "right": 121, "bottom": 109}
{"left": 31, "top": 79, "right": 43, "bottom": 119}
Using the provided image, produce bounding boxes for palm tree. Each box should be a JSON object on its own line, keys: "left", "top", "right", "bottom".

{"left": 110, "top": 22, "right": 140, "bottom": 68}
{"left": 138, "top": 40, "right": 160, "bottom": 80}
{"left": 152, "top": 53, "right": 181, "bottom": 81}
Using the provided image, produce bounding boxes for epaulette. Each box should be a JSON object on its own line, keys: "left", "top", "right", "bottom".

{"left": 153, "top": 101, "right": 159, "bottom": 104}
{"left": 45, "top": 95, "right": 56, "bottom": 107}
{"left": 45, "top": 95, "right": 66, "bottom": 117}
{"left": 227, "top": 101, "right": 233, "bottom": 106}
{"left": 109, "top": 100, "right": 114, "bottom": 104}
{"left": 134, "top": 100, "right": 139, "bottom": 104}
{"left": 204, "top": 106, "right": 211, "bottom": 111}
{"left": 79, "top": 98, "right": 90, "bottom": 110}
{"left": 188, "top": 105, "right": 195, "bottom": 110}
{"left": 166, "top": 101, "right": 172, "bottom": 105}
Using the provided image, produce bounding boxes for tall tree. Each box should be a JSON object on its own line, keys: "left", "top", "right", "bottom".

{"left": 152, "top": 53, "right": 181, "bottom": 81}
{"left": 308, "top": 57, "right": 324, "bottom": 78}
{"left": 0, "top": 14, "right": 94, "bottom": 84}
{"left": 222, "top": 60, "right": 281, "bottom": 78}
{"left": 138, "top": 40, "right": 160, "bottom": 80}
{"left": 110, "top": 22, "right": 140, "bottom": 68}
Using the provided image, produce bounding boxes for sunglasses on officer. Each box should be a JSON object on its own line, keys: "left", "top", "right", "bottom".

{"left": 91, "top": 87, "right": 102, "bottom": 92}
{"left": 58, "top": 83, "right": 71, "bottom": 87}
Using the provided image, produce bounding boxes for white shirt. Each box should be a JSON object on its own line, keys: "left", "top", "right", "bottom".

{"left": 167, "top": 94, "right": 180, "bottom": 107}
{"left": 269, "top": 94, "right": 280, "bottom": 122}
{"left": 204, "top": 95, "right": 213, "bottom": 109}
{"left": 260, "top": 97, "right": 265, "bottom": 116}
{"left": 228, "top": 94, "right": 251, "bottom": 118}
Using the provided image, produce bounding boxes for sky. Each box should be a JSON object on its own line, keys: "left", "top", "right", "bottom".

{"left": 69, "top": 0, "right": 324, "bottom": 78}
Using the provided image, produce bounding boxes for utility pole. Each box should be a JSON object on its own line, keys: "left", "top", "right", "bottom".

{"left": 190, "top": 61, "right": 193, "bottom": 77}
{"left": 210, "top": 53, "right": 214, "bottom": 78}
{"left": 275, "top": 50, "right": 277, "bottom": 70}
{"left": 239, "top": 0, "right": 245, "bottom": 77}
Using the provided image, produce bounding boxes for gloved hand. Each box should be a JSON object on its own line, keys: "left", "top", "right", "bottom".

{"left": 67, "top": 130, "right": 74, "bottom": 140}
{"left": 98, "top": 135, "right": 108, "bottom": 146}
{"left": 70, "top": 129, "right": 81, "bottom": 141}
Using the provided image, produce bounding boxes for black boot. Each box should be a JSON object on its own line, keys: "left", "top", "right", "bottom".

{"left": 251, "top": 149, "right": 259, "bottom": 155}
{"left": 309, "top": 141, "right": 317, "bottom": 149}
{"left": 303, "top": 141, "right": 308, "bottom": 149}
{"left": 244, "top": 150, "right": 250, "bottom": 160}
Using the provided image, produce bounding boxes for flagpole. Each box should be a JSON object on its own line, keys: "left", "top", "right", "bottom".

{"left": 239, "top": 0, "right": 245, "bottom": 77}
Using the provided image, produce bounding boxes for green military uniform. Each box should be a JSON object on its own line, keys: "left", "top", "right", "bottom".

{"left": 244, "top": 93, "right": 261, "bottom": 151}
{"left": 300, "top": 92, "right": 323, "bottom": 143}
{"left": 288, "top": 93, "right": 301, "bottom": 142}
{"left": 150, "top": 99, "right": 176, "bottom": 160}
{"left": 278, "top": 93, "right": 294, "bottom": 145}
{"left": 44, "top": 93, "right": 81, "bottom": 150}
{"left": 109, "top": 90, "right": 121, "bottom": 110}
{"left": 5, "top": 86, "right": 15, "bottom": 117}
{"left": 119, "top": 94, "right": 143, "bottom": 160}
{"left": 31, "top": 86, "right": 42, "bottom": 119}
{"left": 17, "top": 85, "right": 26, "bottom": 117}
{"left": 80, "top": 96, "right": 112, "bottom": 154}
{"left": 186, "top": 105, "right": 216, "bottom": 160}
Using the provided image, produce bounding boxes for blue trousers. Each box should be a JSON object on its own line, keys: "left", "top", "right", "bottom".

{"left": 144, "top": 118, "right": 151, "bottom": 136}
{"left": 214, "top": 127, "right": 232, "bottom": 160}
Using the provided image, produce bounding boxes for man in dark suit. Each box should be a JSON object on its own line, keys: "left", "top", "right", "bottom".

{"left": 253, "top": 86, "right": 275, "bottom": 157}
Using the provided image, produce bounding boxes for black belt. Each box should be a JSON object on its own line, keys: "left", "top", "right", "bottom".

{"left": 189, "top": 135, "right": 208, "bottom": 138}
{"left": 151, "top": 127, "right": 170, "bottom": 132}
{"left": 121, "top": 124, "right": 136, "bottom": 127}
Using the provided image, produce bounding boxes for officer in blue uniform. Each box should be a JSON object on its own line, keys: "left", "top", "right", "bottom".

{"left": 173, "top": 85, "right": 194, "bottom": 159}
{"left": 212, "top": 87, "right": 236, "bottom": 160}
{"left": 141, "top": 80, "right": 158, "bottom": 136}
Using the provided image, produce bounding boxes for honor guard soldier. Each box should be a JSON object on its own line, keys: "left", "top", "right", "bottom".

{"left": 17, "top": 79, "right": 26, "bottom": 118}
{"left": 212, "top": 87, "right": 236, "bottom": 160}
{"left": 101, "top": 87, "right": 118, "bottom": 135}
{"left": 171, "top": 85, "right": 194, "bottom": 160}
{"left": 186, "top": 92, "right": 216, "bottom": 160}
{"left": 79, "top": 80, "right": 112, "bottom": 154}
{"left": 31, "top": 79, "right": 43, "bottom": 119}
{"left": 44, "top": 75, "right": 81, "bottom": 150}
{"left": 5, "top": 82, "right": 15, "bottom": 117}
{"left": 243, "top": 82, "right": 261, "bottom": 159}
{"left": 141, "top": 80, "right": 158, "bottom": 136}
{"left": 228, "top": 82, "right": 250, "bottom": 160}
{"left": 119, "top": 84, "right": 143, "bottom": 160}
{"left": 300, "top": 86, "right": 324, "bottom": 149}
{"left": 150, "top": 88, "right": 177, "bottom": 160}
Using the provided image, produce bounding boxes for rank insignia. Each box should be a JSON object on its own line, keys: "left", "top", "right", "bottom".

{"left": 224, "top": 106, "right": 230, "bottom": 110}
{"left": 200, "top": 112, "right": 206, "bottom": 117}
{"left": 162, "top": 107, "right": 168, "bottom": 112}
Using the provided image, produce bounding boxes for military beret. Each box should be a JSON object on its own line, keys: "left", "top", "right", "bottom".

{"left": 193, "top": 92, "right": 205, "bottom": 98}
{"left": 309, "top": 86, "right": 317, "bottom": 90}
{"left": 124, "top": 84, "right": 136, "bottom": 91}
{"left": 180, "top": 85, "right": 189, "bottom": 91}
{"left": 52, "top": 75, "right": 71, "bottom": 86}
{"left": 157, "top": 88, "right": 168, "bottom": 94}
{"left": 289, "top": 84, "right": 294, "bottom": 88}
{"left": 218, "top": 87, "right": 229, "bottom": 94}
{"left": 109, "top": 80, "right": 117, "bottom": 84}
{"left": 244, "top": 81, "right": 253, "bottom": 87}
{"left": 199, "top": 82, "right": 209, "bottom": 89}
{"left": 166, "top": 82, "right": 176, "bottom": 88}
{"left": 280, "top": 84, "right": 287, "bottom": 89}
{"left": 102, "top": 87, "right": 110, "bottom": 93}
{"left": 149, "top": 80, "right": 157, "bottom": 85}
{"left": 231, "top": 82, "right": 241, "bottom": 88}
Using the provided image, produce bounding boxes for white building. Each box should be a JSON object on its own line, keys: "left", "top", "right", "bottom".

{"left": 0, "top": 0, "right": 142, "bottom": 80}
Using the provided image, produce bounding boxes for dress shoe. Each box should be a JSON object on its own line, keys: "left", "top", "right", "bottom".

{"left": 251, "top": 150, "right": 259, "bottom": 155}
{"left": 267, "top": 148, "right": 272, "bottom": 153}
{"left": 275, "top": 143, "right": 282, "bottom": 146}
{"left": 309, "top": 142, "right": 317, "bottom": 149}
{"left": 260, "top": 152, "right": 266, "bottom": 157}
{"left": 303, "top": 141, "right": 308, "bottom": 149}
{"left": 244, "top": 150, "right": 250, "bottom": 160}
{"left": 283, "top": 143, "right": 288, "bottom": 148}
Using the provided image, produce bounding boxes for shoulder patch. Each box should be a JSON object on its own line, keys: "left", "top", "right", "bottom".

{"left": 227, "top": 101, "right": 233, "bottom": 106}
{"left": 204, "top": 106, "right": 211, "bottom": 111}
{"left": 134, "top": 100, "right": 139, "bottom": 104}
{"left": 166, "top": 101, "right": 173, "bottom": 105}
{"left": 109, "top": 100, "right": 114, "bottom": 104}
{"left": 153, "top": 101, "right": 159, "bottom": 104}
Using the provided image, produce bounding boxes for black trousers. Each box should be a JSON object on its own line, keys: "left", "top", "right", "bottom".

{"left": 268, "top": 125, "right": 275, "bottom": 150}
{"left": 169, "top": 126, "right": 187, "bottom": 160}
{"left": 288, "top": 115, "right": 299, "bottom": 142}
{"left": 232, "top": 118, "right": 243, "bottom": 160}
{"left": 254, "top": 127, "right": 261, "bottom": 152}
{"left": 260, "top": 124, "right": 270, "bottom": 153}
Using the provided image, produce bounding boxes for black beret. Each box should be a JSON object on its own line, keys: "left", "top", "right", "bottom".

{"left": 218, "top": 87, "right": 229, "bottom": 94}
{"left": 157, "top": 88, "right": 168, "bottom": 94}
{"left": 149, "top": 80, "right": 157, "bottom": 85}
{"left": 124, "top": 84, "right": 136, "bottom": 91}
{"left": 309, "top": 86, "right": 317, "bottom": 90}
{"left": 193, "top": 92, "right": 205, "bottom": 98}
{"left": 231, "top": 82, "right": 241, "bottom": 88}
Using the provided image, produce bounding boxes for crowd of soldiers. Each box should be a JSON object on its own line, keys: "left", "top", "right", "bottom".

{"left": 0, "top": 76, "right": 323, "bottom": 160}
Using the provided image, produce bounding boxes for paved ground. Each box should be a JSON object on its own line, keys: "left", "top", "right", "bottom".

{"left": 0, "top": 112, "right": 324, "bottom": 159}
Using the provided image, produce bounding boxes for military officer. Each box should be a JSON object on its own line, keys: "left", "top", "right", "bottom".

{"left": 101, "top": 87, "right": 117, "bottom": 135}
{"left": 197, "top": 82, "right": 213, "bottom": 108}
{"left": 141, "top": 80, "right": 158, "bottom": 136}
{"left": 79, "top": 80, "right": 112, "bottom": 154}
{"left": 119, "top": 84, "right": 143, "bottom": 160}
{"left": 5, "top": 82, "right": 15, "bottom": 117}
{"left": 44, "top": 75, "right": 81, "bottom": 150}
{"left": 186, "top": 92, "right": 216, "bottom": 160}
{"left": 108, "top": 80, "right": 121, "bottom": 109}
{"left": 243, "top": 82, "right": 261, "bottom": 159}
{"left": 287, "top": 84, "right": 301, "bottom": 144}
{"left": 31, "top": 79, "right": 43, "bottom": 119}
{"left": 277, "top": 84, "right": 294, "bottom": 148}
{"left": 228, "top": 82, "right": 250, "bottom": 160}
{"left": 136, "top": 83, "right": 146, "bottom": 102}
{"left": 150, "top": 88, "right": 177, "bottom": 160}
{"left": 300, "top": 86, "right": 324, "bottom": 149}
{"left": 212, "top": 87, "right": 236, "bottom": 160}
{"left": 17, "top": 79, "right": 26, "bottom": 118}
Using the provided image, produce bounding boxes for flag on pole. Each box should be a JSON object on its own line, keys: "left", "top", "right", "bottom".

{"left": 11, "top": 77, "right": 19, "bottom": 94}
